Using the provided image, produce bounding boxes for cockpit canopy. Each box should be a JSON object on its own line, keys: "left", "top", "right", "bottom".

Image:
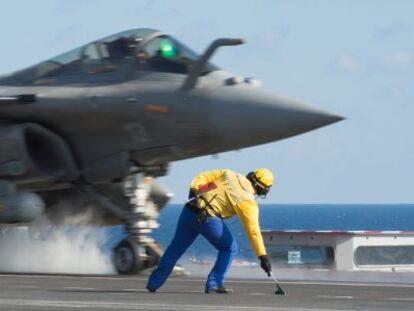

{"left": 2, "top": 28, "right": 218, "bottom": 85}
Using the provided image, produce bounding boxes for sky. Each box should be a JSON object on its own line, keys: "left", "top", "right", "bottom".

{"left": 0, "top": 0, "right": 412, "bottom": 203}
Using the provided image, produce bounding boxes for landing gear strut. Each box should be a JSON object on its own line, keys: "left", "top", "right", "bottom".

{"left": 115, "top": 173, "right": 163, "bottom": 274}
{"left": 74, "top": 171, "right": 170, "bottom": 275}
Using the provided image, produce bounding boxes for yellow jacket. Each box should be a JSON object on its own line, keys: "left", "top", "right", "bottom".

{"left": 190, "top": 169, "right": 266, "bottom": 257}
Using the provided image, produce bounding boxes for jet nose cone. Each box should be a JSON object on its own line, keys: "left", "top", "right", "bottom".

{"left": 212, "top": 87, "right": 343, "bottom": 150}
{"left": 268, "top": 94, "right": 344, "bottom": 136}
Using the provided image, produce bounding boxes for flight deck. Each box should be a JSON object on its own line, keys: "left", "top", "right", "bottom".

{"left": 1, "top": 274, "right": 414, "bottom": 311}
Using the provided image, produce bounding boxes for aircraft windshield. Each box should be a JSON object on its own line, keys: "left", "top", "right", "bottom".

{"left": 33, "top": 30, "right": 146, "bottom": 78}
{"left": 28, "top": 29, "right": 217, "bottom": 80}
{"left": 136, "top": 35, "right": 217, "bottom": 74}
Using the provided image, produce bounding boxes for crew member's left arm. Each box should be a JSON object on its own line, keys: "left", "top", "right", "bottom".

{"left": 234, "top": 200, "right": 266, "bottom": 257}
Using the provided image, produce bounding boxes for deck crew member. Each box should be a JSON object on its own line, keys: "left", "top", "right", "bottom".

{"left": 146, "top": 168, "right": 274, "bottom": 294}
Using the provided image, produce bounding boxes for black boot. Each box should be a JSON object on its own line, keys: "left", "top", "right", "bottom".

{"left": 205, "top": 286, "right": 233, "bottom": 294}
{"left": 146, "top": 285, "right": 157, "bottom": 293}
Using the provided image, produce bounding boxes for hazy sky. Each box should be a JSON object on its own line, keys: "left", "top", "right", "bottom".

{"left": 0, "top": 0, "right": 412, "bottom": 203}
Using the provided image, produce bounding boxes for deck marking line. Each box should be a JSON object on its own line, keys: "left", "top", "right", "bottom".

{"left": 64, "top": 287, "right": 96, "bottom": 290}
{"left": 2, "top": 274, "right": 414, "bottom": 289}
{"left": 0, "top": 298, "right": 360, "bottom": 311}
{"left": 318, "top": 295, "right": 354, "bottom": 300}
{"left": 388, "top": 297, "right": 414, "bottom": 301}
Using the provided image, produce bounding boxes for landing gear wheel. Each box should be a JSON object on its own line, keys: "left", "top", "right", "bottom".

{"left": 113, "top": 239, "right": 141, "bottom": 275}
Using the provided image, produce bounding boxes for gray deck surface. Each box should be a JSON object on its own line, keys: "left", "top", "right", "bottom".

{"left": 1, "top": 274, "right": 414, "bottom": 310}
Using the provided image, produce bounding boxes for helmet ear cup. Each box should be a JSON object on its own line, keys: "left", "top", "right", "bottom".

{"left": 246, "top": 171, "right": 271, "bottom": 198}
{"left": 246, "top": 172, "right": 255, "bottom": 183}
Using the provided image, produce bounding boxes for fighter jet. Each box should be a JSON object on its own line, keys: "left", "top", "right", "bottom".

{"left": 0, "top": 28, "right": 342, "bottom": 274}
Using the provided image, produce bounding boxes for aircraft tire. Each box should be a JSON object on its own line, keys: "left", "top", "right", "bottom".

{"left": 113, "top": 238, "right": 141, "bottom": 275}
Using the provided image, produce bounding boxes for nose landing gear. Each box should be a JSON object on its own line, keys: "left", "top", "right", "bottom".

{"left": 113, "top": 237, "right": 163, "bottom": 275}
{"left": 75, "top": 171, "right": 171, "bottom": 275}
{"left": 115, "top": 174, "right": 164, "bottom": 274}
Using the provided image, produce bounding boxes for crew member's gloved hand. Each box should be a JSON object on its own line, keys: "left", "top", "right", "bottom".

{"left": 259, "top": 255, "right": 272, "bottom": 276}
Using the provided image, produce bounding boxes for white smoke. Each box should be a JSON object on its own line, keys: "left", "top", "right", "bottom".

{"left": 0, "top": 208, "right": 115, "bottom": 274}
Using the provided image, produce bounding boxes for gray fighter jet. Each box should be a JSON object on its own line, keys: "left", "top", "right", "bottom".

{"left": 0, "top": 28, "right": 342, "bottom": 274}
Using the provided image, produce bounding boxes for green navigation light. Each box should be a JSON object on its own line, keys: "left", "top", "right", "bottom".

{"left": 159, "top": 39, "right": 176, "bottom": 58}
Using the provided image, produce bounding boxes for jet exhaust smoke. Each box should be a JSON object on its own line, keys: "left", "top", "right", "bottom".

{"left": 0, "top": 208, "right": 115, "bottom": 275}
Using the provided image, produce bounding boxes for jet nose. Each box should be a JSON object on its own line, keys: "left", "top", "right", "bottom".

{"left": 258, "top": 92, "right": 344, "bottom": 136}
{"left": 211, "top": 87, "right": 343, "bottom": 150}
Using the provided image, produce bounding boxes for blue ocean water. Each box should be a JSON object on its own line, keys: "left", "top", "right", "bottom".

{"left": 151, "top": 204, "right": 414, "bottom": 261}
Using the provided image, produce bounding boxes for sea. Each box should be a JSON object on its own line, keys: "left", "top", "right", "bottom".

{"left": 151, "top": 204, "right": 414, "bottom": 262}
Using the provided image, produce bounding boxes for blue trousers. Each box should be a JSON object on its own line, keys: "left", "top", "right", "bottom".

{"left": 147, "top": 206, "right": 238, "bottom": 290}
